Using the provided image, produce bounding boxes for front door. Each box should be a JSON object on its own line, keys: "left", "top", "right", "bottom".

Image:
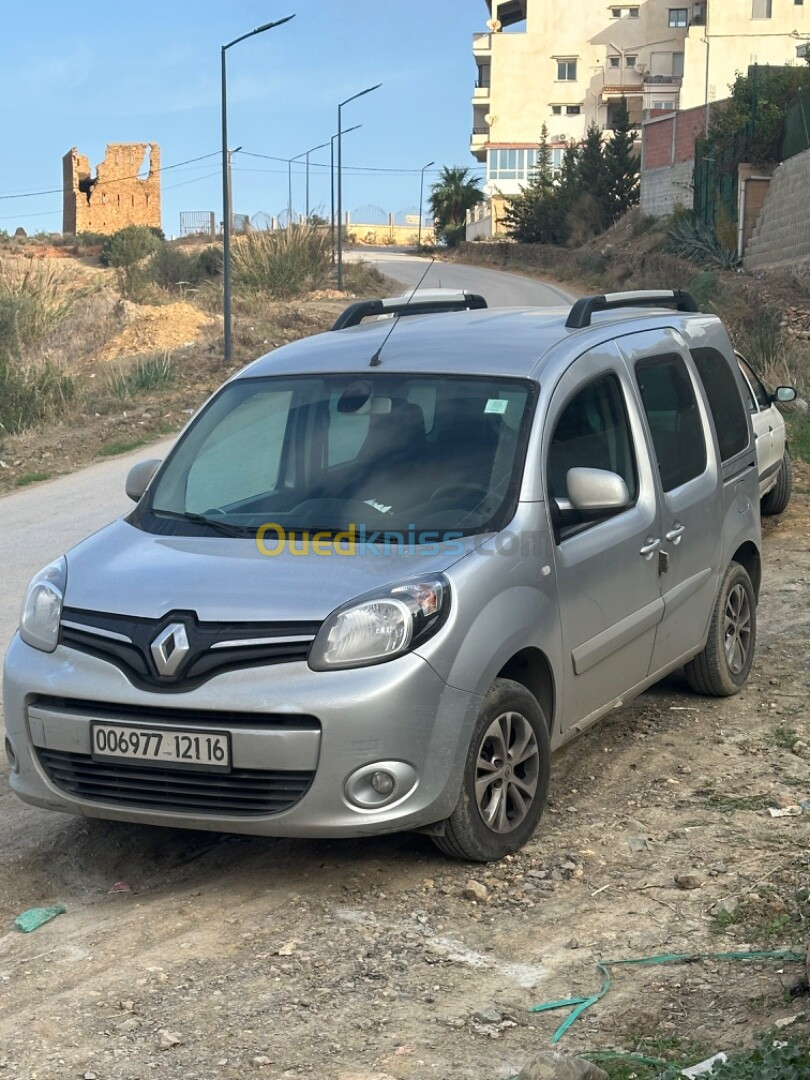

{"left": 544, "top": 341, "right": 664, "bottom": 729}
{"left": 619, "top": 330, "right": 723, "bottom": 674}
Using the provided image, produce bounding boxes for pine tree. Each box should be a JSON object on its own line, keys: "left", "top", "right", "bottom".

{"left": 501, "top": 125, "right": 562, "bottom": 244}
{"left": 574, "top": 123, "right": 613, "bottom": 236}
{"left": 605, "top": 96, "right": 640, "bottom": 223}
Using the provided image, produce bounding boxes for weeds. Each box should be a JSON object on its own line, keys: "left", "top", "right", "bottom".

{"left": 99, "top": 437, "right": 152, "bottom": 457}
{"left": 231, "top": 225, "right": 331, "bottom": 298}
{"left": 0, "top": 354, "right": 74, "bottom": 436}
{"left": 14, "top": 471, "right": 51, "bottom": 486}
{"left": 0, "top": 259, "right": 76, "bottom": 349}
{"left": 107, "top": 354, "right": 174, "bottom": 399}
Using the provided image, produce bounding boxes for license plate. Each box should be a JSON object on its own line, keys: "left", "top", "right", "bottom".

{"left": 90, "top": 722, "right": 231, "bottom": 772}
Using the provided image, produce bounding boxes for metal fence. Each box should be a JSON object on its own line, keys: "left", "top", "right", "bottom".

{"left": 783, "top": 85, "right": 810, "bottom": 161}
{"left": 179, "top": 211, "right": 216, "bottom": 237}
{"left": 693, "top": 125, "right": 752, "bottom": 231}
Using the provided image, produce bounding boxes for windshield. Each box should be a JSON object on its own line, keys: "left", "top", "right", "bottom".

{"left": 140, "top": 373, "right": 535, "bottom": 539}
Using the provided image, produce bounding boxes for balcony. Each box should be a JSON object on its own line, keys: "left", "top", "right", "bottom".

{"left": 470, "top": 127, "right": 488, "bottom": 161}
{"left": 473, "top": 83, "right": 491, "bottom": 102}
{"left": 473, "top": 32, "right": 492, "bottom": 56}
{"left": 644, "top": 74, "right": 683, "bottom": 85}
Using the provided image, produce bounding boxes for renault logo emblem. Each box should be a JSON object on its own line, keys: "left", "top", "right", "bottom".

{"left": 150, "top": 623, "right": 191, "bottom": 678}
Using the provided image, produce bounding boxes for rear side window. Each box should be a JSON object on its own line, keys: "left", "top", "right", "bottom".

{"left": 635, "top": 354, "right": 707, "bottom": 491}
{"left": 691, "top": 347, "right": 749, "bottom": 462}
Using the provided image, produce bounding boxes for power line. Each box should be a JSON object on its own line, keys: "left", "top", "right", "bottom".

{"left": 0, "top": 151, "right": 222, "bottom": 202}
{"left": 239, "top": 150, "right": 484, "bottom": 175}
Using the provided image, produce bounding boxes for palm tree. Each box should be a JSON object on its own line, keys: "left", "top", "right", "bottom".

{"left": 428, "top": 166, "right": 484, "bottom": 247}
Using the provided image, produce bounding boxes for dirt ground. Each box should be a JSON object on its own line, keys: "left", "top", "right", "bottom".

{"left": 0, "top": 487, "right": 807, "bottom": 1079}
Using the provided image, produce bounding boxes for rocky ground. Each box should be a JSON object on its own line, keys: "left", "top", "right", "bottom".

{"left": 0, "top": 492, "right": 808, "bottom": 1080}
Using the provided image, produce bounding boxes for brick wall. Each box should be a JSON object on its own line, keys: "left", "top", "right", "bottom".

{"left": 63, "top": 143, "right": 161, "bottom": 235}
{"left": 745, "top": 149, "right": 810, "bottom": 272}
{"left": 640, "top": 104, "right": 712, "bottom": 218}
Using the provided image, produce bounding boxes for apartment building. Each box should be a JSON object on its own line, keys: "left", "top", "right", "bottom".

{"left": 471, "top": 0, "right": 808, "bottom": 199}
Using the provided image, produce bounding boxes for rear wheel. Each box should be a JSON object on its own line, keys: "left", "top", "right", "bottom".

{"left": 433, "top": 678, "right": 550, "bottom": 862}
{"left": 685, "top": 561, "right": 756, "bottom": 697}
{"left": 761, "top": 450, "right": 792, "bottom": 516}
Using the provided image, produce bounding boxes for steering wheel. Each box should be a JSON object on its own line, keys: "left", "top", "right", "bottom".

{"left": 431, "top": 483, "right": 489, "bottom": 504}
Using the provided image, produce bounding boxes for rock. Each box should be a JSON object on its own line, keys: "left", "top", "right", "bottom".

{"left": 463, "top": 880, "right": 488, "bottom": 902}
{"left": 774, "top": 792, "right": 798, "bottom": 808}
{"left": 159, "top": 1029, "right": 183, "bottom": 1050}
{"left": 711, "top": 895, "right": 740, "bottom": 918}
{"left": 252, "top": 1055, "right": 272, "bottom": 1066}
{"left": 117, "top": 1017, "right": 141, "bottom": 1033}
{"left": 674, "top": 873, "right": 704, "bottom": 890}
{"left": 472, "top": 1007, "right": 502, "bottom": 1025}
{"left": 517, "top": 1051, "right": 609, "bottom": 1079}
{"left": 791, "top": 740, "right": 808, "bottom": 756}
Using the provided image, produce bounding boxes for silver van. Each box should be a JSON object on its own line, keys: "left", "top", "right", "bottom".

{"left": 3, "top": 289, "right": 762, "bottom": 861}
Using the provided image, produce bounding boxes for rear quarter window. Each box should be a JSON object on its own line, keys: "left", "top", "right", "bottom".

{"left": 691, "top": 347, "right": 749, "bottom": 462}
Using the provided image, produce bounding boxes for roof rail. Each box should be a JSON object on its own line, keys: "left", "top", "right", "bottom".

{"left": 565, "top": 290, "right": 699, "bottom": 330}
{"left": 331, "top": 290, "right": 487, "bottom": 331}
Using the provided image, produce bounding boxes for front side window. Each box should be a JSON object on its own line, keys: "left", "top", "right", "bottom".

{"left": 635, "top": 355, "right": 707, "bottom": 491}
{"left": 669, "top": 8, "right": 688, "bottom": 26}
{"left": 548, "top": 373, "right": 638, "bottom": 535}
{"left": 143, "top": 374, "right": 535, "bottom": 538}
{"left": 737, "top": 354, "right": 771, "bottom": 410}
{"left": 557, "top": 60, "right": 577, "bottom": 81}
{"left": 691, "top": 347, "right": 749, "bottom": 462}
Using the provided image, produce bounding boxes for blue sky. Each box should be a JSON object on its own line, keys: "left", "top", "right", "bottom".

{"left": 1, "top": 1, "right": 489, "bottom": 236}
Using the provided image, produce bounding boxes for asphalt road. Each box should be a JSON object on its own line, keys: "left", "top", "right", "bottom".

{"left": 0, "top": 255, "right": 572, "bottom": 707}
{"left": 354, "top": 249, "right": 574, "bottom": 307}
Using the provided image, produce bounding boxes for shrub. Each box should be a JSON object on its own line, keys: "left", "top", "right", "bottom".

{"left": 231, "top": 226, "right": 331, "bottom": 298}
{"left": 100, "top": 226, "right": 163, "bottom": 299}
{"left": 106, "top": 354, "right": 174, "bottom": 399}
{"left": 0, "top": 353, "right": 73, "bottom": 435}
{"left": 0, "top": 259, "right": 75, "bottom": 350}
{"left": 149, "top": 244, "right": 221, "bottom": 290}
{"left": 666, "top": 215, "right": 740, "bottom": 269}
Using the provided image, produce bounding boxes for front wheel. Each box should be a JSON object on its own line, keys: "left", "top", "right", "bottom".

{"left": 684, "top": 561, "right": 756, "bottom": 697}
{"left": 761, "top": 450, "right": 792, "bottom": 516}
{"left": 433, "top": 678, "right": 550, "bottom": 862}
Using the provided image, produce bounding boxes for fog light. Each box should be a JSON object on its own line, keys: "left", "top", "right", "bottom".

{"left": 5, "top": 737, "right": 18, "bottom": 773}
{"left": 370, "top": 770, "right": 395, "bottom": 795}
{"left": 344, "top": 760, "right": 418, "bottom": 810}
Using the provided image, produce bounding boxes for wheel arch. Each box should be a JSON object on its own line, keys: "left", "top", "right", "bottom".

{"left": 732, "top": 540, "right": 761, "bottom": 601}
{"left": 496, "top": 647, "right": 556, "bottom": 734}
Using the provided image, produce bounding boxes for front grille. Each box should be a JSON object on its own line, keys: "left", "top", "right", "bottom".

{"left": 37, "top": 748, "right": 313, "bottom": 816}
{"left": 60, "top": 608, "right": 320, "bottom": 692}
{"left": 34, "top": 696, "right": 320, "bottom": 731}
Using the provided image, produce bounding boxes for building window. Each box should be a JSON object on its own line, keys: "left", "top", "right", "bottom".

{"left": 557, "top": 59, "right": 577, "bottom": 81}
{"left": 673, "top": 52, "right": 685, "bottom": 76}
{"left": 609, "top": 55, "right": 621, "bottom": 67}
{"left": 611, "top": 5, "right": 639, "bottom": 14}
{"left": 551, "top": 104, "right": 562, "bottom": 114}
{"left": 629, "top": 7, "right": 639, "bottom": 16}
{"left": 669, "top": 8, "right": 688, "bottom": 26}
{"left": 488, "top": 147, "right": 566, "bottom": 182}
{"left": 566, "top": 105, "right": 582, "bottom": 115}
{"left": 752, "top": 0, "right": 772, "bottom": 14}
{"left": 652, "top": 100, "right": 676, "bottom": 110}
{"left": 626, "top": 55, "right": 637, "bottom": 67}
{"left": 692, "top": 2, "right": 706, "bottom": 23}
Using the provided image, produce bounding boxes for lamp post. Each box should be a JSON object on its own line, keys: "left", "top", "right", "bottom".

{"left": 337, "top": 82, "right": 381, "bottom": 289}
{"left": 303, "top": 140, "right": 330, "bottom": 222}
{"left": 222, "top": 14, "right": 294, "bottom": 362}
{"left": 330, "top": 124, "right": 361, "bottom": 257}
{"left": 418, "top": 160, "right": 434, "bottom": 249}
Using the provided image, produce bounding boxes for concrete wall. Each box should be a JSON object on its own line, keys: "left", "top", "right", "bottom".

{"left": 745, "top": 148, "right": 810, "bottom": 271}
{"left": 63, "top": 144, "right": 161, "bottom": 235}
{"left": 640, "top": 103, "right": 712, "bottom": 216}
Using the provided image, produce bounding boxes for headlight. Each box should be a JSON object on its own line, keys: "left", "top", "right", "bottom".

{"left": 309, "top": 575, "right": 450, "bottom": 670}
{"left": 20, "top": 558, "right": 67, "bottom": 653}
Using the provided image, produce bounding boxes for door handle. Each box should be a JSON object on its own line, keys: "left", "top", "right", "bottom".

{"left": 665, "top": 523, "right": 686, "bottom": 545}
{"left": 640, "top": 537, "right": 661, "bottom": 560}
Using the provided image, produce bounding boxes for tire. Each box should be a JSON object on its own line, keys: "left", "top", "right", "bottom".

{"left": 684, "top": 562, "right": 756, "bottom": 697}
{"left": 761, "top": 450, "right": 793, "bottom": 516}
{"left": 433, "top": 678, "right": 550, "bottom": 862}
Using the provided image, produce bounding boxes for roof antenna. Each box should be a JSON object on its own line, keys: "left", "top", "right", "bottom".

{"left": 369, "top": 257, "right": 435, "bottom": 367}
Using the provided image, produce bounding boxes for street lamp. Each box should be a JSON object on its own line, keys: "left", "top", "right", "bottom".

{"left": 417, "top": 160, "right": 434, "bottom": 249}
{"left": 286, "top": 140, "right": 330, "bottom": 227}
{"left": 337, "top": 82, "right": 382, "bottom": 289}
{"left": 222, "top": 14, "right": 295, "bottom": 362}
{"left": 304, "top": 140, "right": 330, "bottom": 222}
{"left": 330, "top": 124, "right": 361, "bottom": 256}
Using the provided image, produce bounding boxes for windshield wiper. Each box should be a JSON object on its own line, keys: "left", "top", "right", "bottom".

{"left": 152, "top": 508, "right": 248, "bottom": 538}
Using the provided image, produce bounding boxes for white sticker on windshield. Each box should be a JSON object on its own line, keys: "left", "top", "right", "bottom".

{"left": 485, "top": 399, "right": 508, "bottom": 415}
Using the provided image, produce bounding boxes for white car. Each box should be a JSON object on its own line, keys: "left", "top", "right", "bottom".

{"left": 736, "top": 353, "right": 796, "bottom": 515}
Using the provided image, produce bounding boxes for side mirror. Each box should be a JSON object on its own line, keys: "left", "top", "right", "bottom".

{"left": 125, "top": 459, "right": 161, "bottom": 503}
{"left": 566, "top": 467, "right": 630, "bottom": 513}
{"left": 774, "top": 386, "right": 797, "bottom": 403}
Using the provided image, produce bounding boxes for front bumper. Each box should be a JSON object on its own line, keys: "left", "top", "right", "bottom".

{"left": 3, "top": 634, "right": 479, "bottom": 837}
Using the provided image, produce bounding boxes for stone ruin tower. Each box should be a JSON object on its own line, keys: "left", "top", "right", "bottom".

{"left": 62, "top": 143, "right": 161, "bottom": 235}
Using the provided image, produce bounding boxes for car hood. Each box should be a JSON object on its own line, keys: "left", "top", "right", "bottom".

{"left": 63, "top": 519, "right": 479, "bottom": 622}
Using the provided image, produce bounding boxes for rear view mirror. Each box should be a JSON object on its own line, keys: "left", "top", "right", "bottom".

{"left": 566, "top": 467, "right": 630, "bottom": 513}
{"left": 125, "top": 459, "right": 161, "bottom": 503}
{"left": 774, "top": 386, "right": 797, "bottom": 403}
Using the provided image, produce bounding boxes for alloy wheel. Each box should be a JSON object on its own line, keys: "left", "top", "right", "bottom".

{"left": 474, "top": 710, "right": 540, "bottom": 833}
